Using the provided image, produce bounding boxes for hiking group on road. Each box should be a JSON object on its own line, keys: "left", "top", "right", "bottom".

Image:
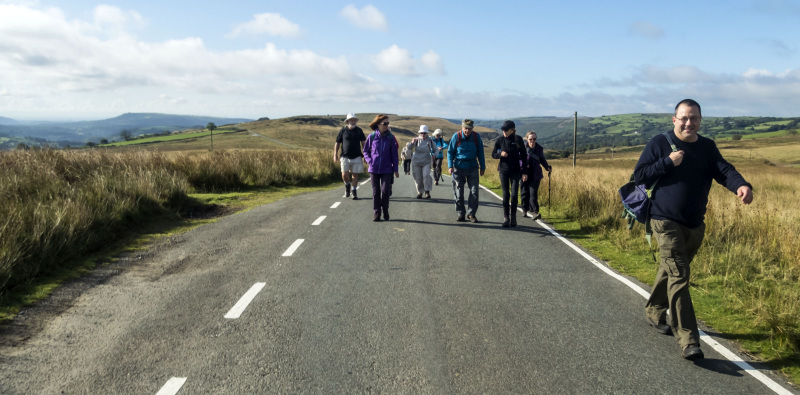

{"left": 333, "top": 114, "right": 552, "bottom": 225}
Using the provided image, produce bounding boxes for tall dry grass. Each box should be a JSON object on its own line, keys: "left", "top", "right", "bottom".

{"left": 0, "top": 148, "right": 337, "bottom": 298}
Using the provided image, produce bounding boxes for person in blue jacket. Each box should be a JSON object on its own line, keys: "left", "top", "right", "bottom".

{"left": 447, "top": 119, "right": 486, "bottom": 223}
{"left": 432, "top": 129, "right": 446, "bottom": 185}
{"left": 363, "top": 114, "right": 400, "bottom": 221}
{"left": 635, "top": 99, "right": 753, "bottom": 361}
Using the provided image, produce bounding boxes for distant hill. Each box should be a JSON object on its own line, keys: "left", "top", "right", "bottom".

{"left": 0, "top": 113, "right": 253, "bottom": 148}
{"left": 0, "top": 116, "right": 19, "bottom": 125}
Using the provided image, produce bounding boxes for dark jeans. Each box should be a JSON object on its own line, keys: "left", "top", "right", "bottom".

{"left": 403, "top": 159, "right": 412, "bottom": 174}
{"left": 451, "top": 166, "right": 480, "bottom": 216}
{"left": 499, "top": 172, "right": 521, "bottom": 217}
{"left": 521, "top": 177, "right": 542, "bottom": 213}
{"left": 370, "top": 173, "right": 394, "bottom": 215}
{"left": 433, "top": 157, "right": 444, "bottom": 181}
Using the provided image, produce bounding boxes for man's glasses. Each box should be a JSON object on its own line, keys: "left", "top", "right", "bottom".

{"left": 675, "top": 116, "right": 701, "bottom": 124}
{"left": 381, "top": 122, "right": 390, "bottom": 125}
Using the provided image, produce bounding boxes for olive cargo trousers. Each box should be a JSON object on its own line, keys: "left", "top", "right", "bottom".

{"left": 645, "top": 219, "right": 706, "bottom": 348}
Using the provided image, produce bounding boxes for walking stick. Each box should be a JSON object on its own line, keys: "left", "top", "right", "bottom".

{"left": 548, "top": 170, "right": 551, "bottom": 217}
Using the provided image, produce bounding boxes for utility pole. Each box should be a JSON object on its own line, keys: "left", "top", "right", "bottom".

{"left": 573, "top": 112, "right": 577, "bottom": 168}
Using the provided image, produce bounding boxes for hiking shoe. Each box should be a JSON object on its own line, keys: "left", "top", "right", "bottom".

{"left": 646, "top": 315, "right": 673, "bottom": 336}
{"left": 502, "top": 217, "right": 510, "bottom": 227}
{"left": 345, "top": 186, "right": 351, "bottom": 198}
{"left": 424, "top": 191, "right": 431, "bottom": 199}
{"left": 373, "top": 213, "right": 381, "bottom": 222}
{"left": 522, "top": 211, "right": 528, "bottom": 218}
{"left": 532, "top": 212, "right": 541, "bottom": 220}
{"left": 416, "top": 193, "right": 422, "bottom": 199}
{"left": 682, "top": 344, "right": 704, "bottom": 360}
{"left": 352, "top": 189, "right": 358, "bottom": 200}
{"left": 435, "top": 181, "right": 439, "bottom": 186}
{"left": 467, "top": 215, "right": 478, "bottom": 223}
{"left": 383, "top": 212, "right": 390, "bottom": 221}
{"left": 510, "top": 215, "right": 517, "bottom": 227}
{"left": 457, "top": 213, "right": 466, "bottom": 222}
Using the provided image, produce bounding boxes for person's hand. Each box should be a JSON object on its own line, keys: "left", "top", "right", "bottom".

{"left": 395, "top": 172, "right": 400, "bottom": 178}
{"left": 480, "top": 169, "right": 485, "bottom": 176}
{"left": 669, "top": 150, "right": 685, "bottom": 166}
{"left": 522, "top": 174, "right": 528, "bottom": 182}
{"left": 737, "top": 185, "right": 753, "bottom": 205}
{"left": 448, "top": 167, "right": 454, "bottom": 175}
{"left": 500, "top": 151, "right": 508, "bottom": 158}
{"left": 334, "top": 154, "right": 339, "bottom": 163}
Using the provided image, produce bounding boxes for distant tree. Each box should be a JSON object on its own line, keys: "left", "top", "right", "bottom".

{"left": 100, "top": 138, "right": 109, "bottom": 144}
{"left": 120, "top": 129, "right": 133, "bottom": 141}
{"left": 86, "top": 141, "right": 97, "bottom": 147}
{"left": 732, "top": 134, "right": 743, "bottom": 141}
{"left": 207, "top": 122, "right": 217, "bottom": 150}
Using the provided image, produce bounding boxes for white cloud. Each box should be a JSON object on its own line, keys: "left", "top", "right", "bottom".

{"left": 629, "top": 21, "right": 664, "bottom": 39}
{"left": 340, "top": 4, "right": 389, "bottom": 31}
{"left": 227, "top": 13, "right": 302, "bottom": 38}
{"left": 373, "top": 45, "right": 444, "bottom": 76}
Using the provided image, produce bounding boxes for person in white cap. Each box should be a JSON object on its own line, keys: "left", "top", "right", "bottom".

{"left": 334, "top": 113, "right": 366, "bottom": 199}
{"left": 405, "top": 125, "right": 439, "bottom": 199}
{"left": 431, "top": 129, "right": 446, "bottom": 185}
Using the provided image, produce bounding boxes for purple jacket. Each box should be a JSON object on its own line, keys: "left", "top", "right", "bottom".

{"left": 363, "top": 130, "right": 399, "bottom": 174}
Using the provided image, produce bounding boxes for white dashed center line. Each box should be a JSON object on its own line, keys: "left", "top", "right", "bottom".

{"left": 312, "top": 216, "right": 326, "bottom": 225}
{"left": 331, "top": 202, "right": 341, "bottom": 208}
{"left": 224, "top": 282, "right": 266, "bottom": 319}
{"left": 282, "top": 239, "right": 304, "bottom": 256}
{"left": 156, "top": 377, "right": 187, "bottom": 395}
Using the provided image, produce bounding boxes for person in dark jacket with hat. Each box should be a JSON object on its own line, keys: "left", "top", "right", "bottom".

{"left": 521, "top": 131, "right": 551, "bottom": 220}
{"left": 491, "top": 120, "right": 528, "bottom": 227}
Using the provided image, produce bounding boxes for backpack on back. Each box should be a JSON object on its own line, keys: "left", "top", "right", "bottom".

{"left": 619, "top": 132, "right": 678, "bottom": 259}
{"left": 455, "top": 130, "right": 479, "bottom": 148}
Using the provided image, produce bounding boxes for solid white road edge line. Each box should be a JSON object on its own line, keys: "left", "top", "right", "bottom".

{"left": 155, "top": 377, "right": 187, "bottom": 395}
{"left": 282, "top": 239, "right": 304, "bottom": 257}
{"left": 480, "top": 183, "right": 792, "bottom": 395}
{"left": 331, "top": 202, "right": 341, "bottom": 208}
{"left": 224, "top": 282, "right": 266, "bottom": 319}
{"left": 312, "top": 216, "right": 326, "bottom": 226}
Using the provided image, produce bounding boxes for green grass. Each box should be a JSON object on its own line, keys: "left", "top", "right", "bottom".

{"left": 102, "top": 128, "right": 240, "bottom": 147}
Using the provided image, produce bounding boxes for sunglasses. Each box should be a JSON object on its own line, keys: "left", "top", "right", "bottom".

{"left": 381, "top": 122, "right": 390, "bottom": 125}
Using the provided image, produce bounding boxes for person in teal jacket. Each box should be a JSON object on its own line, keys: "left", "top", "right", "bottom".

{"left": 447, "top": 119, "right": 486, "bottom": 223}
{"left": 432, "top": 129, "right": 446, "bottom": 185}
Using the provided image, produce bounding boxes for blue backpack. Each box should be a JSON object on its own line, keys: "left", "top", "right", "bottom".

{"left": 619, "top": 132, "right": 678, "bottom": 259}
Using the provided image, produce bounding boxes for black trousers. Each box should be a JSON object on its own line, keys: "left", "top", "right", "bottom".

{"left": 521, "top": 177, "right": 542, "bottom": 213}
{"left": 499, "top": 172, "right": 521, "bottom": 217}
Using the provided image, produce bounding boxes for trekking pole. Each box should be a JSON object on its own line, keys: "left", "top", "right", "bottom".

{"left": 548, "top": 170, "right": 551, "bottom": 217}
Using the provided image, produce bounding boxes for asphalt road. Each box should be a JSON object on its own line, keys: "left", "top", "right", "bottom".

{"left": 0, "top": 174, "right": 796, "bottom": 394}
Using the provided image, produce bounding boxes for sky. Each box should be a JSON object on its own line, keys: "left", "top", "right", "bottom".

{"left": 1, "top": 0, "right": 800, "bottom": 121}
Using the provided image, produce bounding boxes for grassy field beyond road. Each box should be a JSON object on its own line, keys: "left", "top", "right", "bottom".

{"left": 0, "top": 148, "right": 338, "bottom": 306}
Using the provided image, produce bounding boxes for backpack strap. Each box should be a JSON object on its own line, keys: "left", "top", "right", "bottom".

{"left": 643, "top": 132, "right": 680, "bottom": 259}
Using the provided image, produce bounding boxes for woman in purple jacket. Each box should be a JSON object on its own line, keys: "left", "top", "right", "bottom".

{"left": 521, "top": 131, "right": 552, "bottom": 220}
{"left": 363, "top": 114, "right": 400, "bottom": 221}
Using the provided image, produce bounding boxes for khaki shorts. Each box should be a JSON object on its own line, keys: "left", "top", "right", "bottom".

{"left": 340, "top": 156, "right": 364, "bottom": 173}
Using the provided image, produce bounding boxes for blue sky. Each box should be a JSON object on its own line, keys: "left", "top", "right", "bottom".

{"left": 1, "top": 0, "right": 800, "bottom": 120}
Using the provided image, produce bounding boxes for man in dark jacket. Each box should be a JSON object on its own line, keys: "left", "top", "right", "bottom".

{"left": 491, "top": 120, "right": 528, "bottom": 227}
{"left": 634, "top": 99, "right": 753, "bottom": 361}
{"left": 334, "top": 113, "right": 366, "bottom": 199}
